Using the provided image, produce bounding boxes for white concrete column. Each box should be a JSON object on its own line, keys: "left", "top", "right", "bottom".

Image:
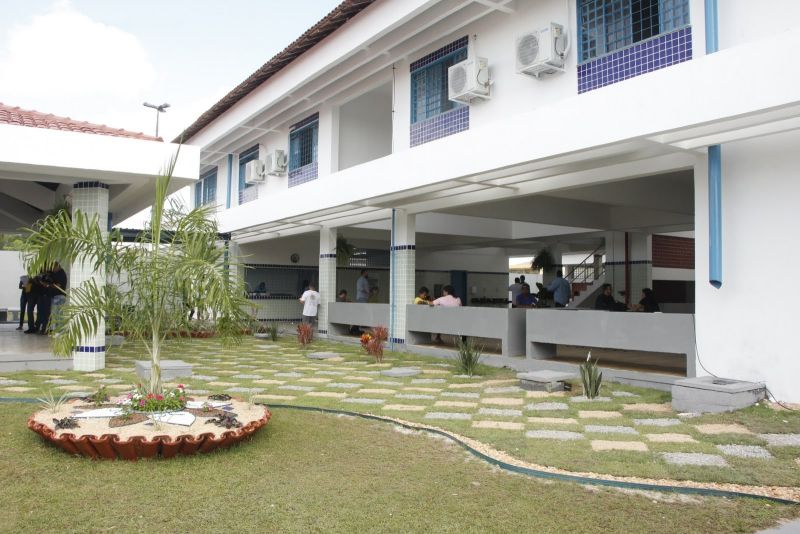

{"left": 70, "top": 181, "right": 108, "bottom": 371}
{"left": 318, "top": 227, "right": 337, "bottom": 336}
{"left": 390, "top": 209, "right": 415, "bottom": 345}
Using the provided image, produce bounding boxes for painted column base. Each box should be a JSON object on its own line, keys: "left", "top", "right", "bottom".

{"left": 73, "top": 351, "right": 105, "bottom": 372}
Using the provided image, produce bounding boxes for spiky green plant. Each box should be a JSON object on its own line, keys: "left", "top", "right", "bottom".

{"left": 579, "top": 352, "right": 603, "bottom": 399}
{"left": 22, "top": 152, "right": 251, "bottom": 394}
{"left": 266, "top": 323, "right": 279, "bottom": 341}
{"left": 456, "top": 336, "right": 483, "bottom": 377}
{"left": 36, "top": 390, "right": 70, "bottom": 412}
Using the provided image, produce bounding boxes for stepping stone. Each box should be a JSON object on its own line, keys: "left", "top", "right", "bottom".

{"left": 307, "top": 352, "right": 340, "bottom": 360}
{"left": 186, "top": 389, "right": 210, "bottom": 395}
{"left": 472, "top": 421, "right": 524, "bottom": 431}
{"left": 441, "top": 392, "right": 480, "bottom": 399}
{"left": 528, "top": 417, "right": 579, "bottom": 425}
{"left": 403, "top": 387, "right": 441, "bottom": 393}
{"left": 633, "top": 418, "right": 681, "bottom": 427}
{"left": 579, "top": 411, "right": 622, "bottom": 419}
{"left": 484, "top": 379, "right": 518, "bottom": 385}
{"left": 192, "top": 375, "right": 219, "bottom": 381}
{"left": 427, "top": 363, "right": 453, "bottom": 368}
{"left": 57, "top": 385, "right": 92, "bottom": 391}
{"left": 235, "top": 365, "right": 258, "bottom": 369}
{"left": 485, "top": 386, "right": 523, "bottom": 394}
{"left": 422, "top": 369, "right": 450, "bottom": 375}
{"left": 207, "top": 381, "right": 238, "bottom": 387}
{"left": 526, "top": 430, "right": 584, "bottom": 441}
{"left": 278, "top": 385, "right": 315, "bottom": 392}
{"left": 342, "top": 376, "right": 373, "bottom": 382}
{"left": 84, "top": 373, "right": 106, "bottom": 378}
{"left": 343, "top": 398, "right": 385, "bottom": 405}
{"left": 411, "top": 378, "right": 446, "bottom": 384}
{"left": 569, "top": 396, "right": 611, "bottom": 403}
{"left": 591, "top": 440, "right": 649, "bottom": 452}
{"left": 526, "top": 402, "right": 568, "bottom": 411}
{"left": 716, "top": 444, "right": 773, "bottom": 459}
{"left": 449, "top": 383, "right": 482, "bottom": 389}
{"left": 383, "top": 404, "right": 426, "bottom": 412}
{"left": 517, "top": 371, "right": 576, "bottom": 392}
{"left": 758, "top": 433, "right": 800, "bottom": 447}
{"left": 45, "top": 379, "right": 77, "bottom": 385}
{"left": 481, "top": 397, "right": 524, "bottom": 406}
{"left": 358, "top": 389, "right": 396, "bottom": 395}
{"left": 622, "top": 403, "right": 672, "bottom": 413}
{"left": 453, "top": 375, "right": 481, "bottom": 379}
{"left": 253, "top": 379, "right": 286, "bottom": 385}
{"left": 396, "top": 393, "right": 435, "bottom": 400}
{"left": 381, "top": 367, "right": 421, "bottom": 378}
{"left": 425, "top": 412, "right": 472, "bottom": 421}
{"left": 306, "top": 391, "right": 347, "bottom": 399}
{"left": 662, "top": 452, "right": 729, "bottom": 467}
{"left": 433, "top": 400, "right": 476, "bottom": 408}
{"left": 4, "top": 386, "right": 34, "bottom": 392}
{"left": 694, "top": 423, "right": 752, "bottom": 435}
{"left": 97, "top": 378, "right": 123, "bottom": 384}
{"left": 0, "top": 379, "right": 27, "bottom": 386}
{"left": 232, "top": 374, "right": 262, "bottom": 379}
{"left": 479, "top": 408, "right": 522, "bottom": 417}
{"left": 227, "top": 387, "right": 265, "bottom": 393}
{"left": 326, "top": 383, "right": 362, "bottom": 389}
{"left": 106, "top": 384, "right": 133, "bottom": 390}
{"left": 215, "top": 370, "right": 240, "bottom": 375}
{"left": 298, "top": 377, "right": 332, "bottom": 383}
{"left": 254, "top": 394, "right": 296, "bottom": 401}
{"left": 316, "top": 371, "right": 346, "bottom": 376}
{"left": 374, "top": 380, "right": 402, "bottom": 386}
{"left": 274, "top": 372, "right": 303, "bottom": 378}
{"left": 584, "top": 425, "right": 638, "bottom": 435}
{"left": 612, "top": 391, "right": 639, "bottom": 398}
{"left": 526, "top": 391, "right": 566, "bottom": 398}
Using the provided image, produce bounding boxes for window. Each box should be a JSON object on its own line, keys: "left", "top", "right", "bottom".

{"left": 194, "top": 168, "right": 217, "bottom": 207}
{"left": 288, "top": 114, "right": 318, "bottom": 172}
{"left": 578, "top": 0, "right": 689, "bottom": 63}
{"left": 238, "top": 145, "right": 259, "bottom": 205}
{"left": 410, "top": 43, "right": 467, "bottom": 124}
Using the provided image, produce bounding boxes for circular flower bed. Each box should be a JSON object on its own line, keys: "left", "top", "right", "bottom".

{"left": 28, "top": 396, "right": 270, "bottom": 460}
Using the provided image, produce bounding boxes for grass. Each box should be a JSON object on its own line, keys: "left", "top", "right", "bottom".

{"left": 1, "top": 402, "right": 797, "bottom": 533}
{"left": 2, "top": 335, "right": 800, "bottom": 488}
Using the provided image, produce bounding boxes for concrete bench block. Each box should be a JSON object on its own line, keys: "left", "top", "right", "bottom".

{"left": 517, "top": 370, "right": 577, "bottom": 391}
{"left": 134, "top": 360, "right": 193, "bottom": 381}
{"left": 671, "top": 376, "right": 766, "bottom": 413}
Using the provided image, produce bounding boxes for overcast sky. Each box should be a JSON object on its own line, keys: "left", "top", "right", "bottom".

{"left": 0, "top": 0, "right": 341, "bottom": 142}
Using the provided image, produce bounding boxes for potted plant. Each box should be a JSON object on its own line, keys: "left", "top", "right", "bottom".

{"left": 531, "top": 248, "right": 556, "bottom": 273}
{"left": 23, "top": 153, "right": 252, "bottom": 395}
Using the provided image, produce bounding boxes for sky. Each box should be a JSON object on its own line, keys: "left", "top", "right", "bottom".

{"left": 0, "top": 0, "right": 342, "bottom": 142}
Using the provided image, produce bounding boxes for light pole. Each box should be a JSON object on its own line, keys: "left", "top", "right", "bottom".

{"left": 143, "top": 102, "right": 170, "bottom": 138}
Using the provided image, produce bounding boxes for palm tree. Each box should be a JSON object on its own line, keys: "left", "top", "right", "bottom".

{"left": 22, "top": 154, "right": 251, "bottom": 394}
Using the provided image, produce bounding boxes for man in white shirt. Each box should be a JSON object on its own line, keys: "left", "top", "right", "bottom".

{"left": 299, "top": 283, "right": 321, "bottom": 326}
{"left": 356, "top": 269, "right": 370, "bottom": 302}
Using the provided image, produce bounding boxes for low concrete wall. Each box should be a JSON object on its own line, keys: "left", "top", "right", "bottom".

{"left": 525, "top": 309, "right": 696, "bottom": 376}
{"left": 406, "top": 305, "right": 526, "bottom": 357}
{"left": 327, "top": 302, "right": 389, "bottom": 335}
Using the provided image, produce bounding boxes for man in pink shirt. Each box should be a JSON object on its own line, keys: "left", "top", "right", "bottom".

{"left": 432, "top": 285, "right": 462, "bottom": 307}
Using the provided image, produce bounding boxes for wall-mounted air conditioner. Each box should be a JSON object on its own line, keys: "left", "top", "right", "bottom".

{"left": 516, "top": 23, "right": 568, "bottom": 78}
{"left": 264, "top": 149, "right": 288, "bottom": 176}
{"left": 448, "top": 57, "right": 490, "bottom": 104}
{"left": 244, "top": 160, "right": 265, "bottom": 184}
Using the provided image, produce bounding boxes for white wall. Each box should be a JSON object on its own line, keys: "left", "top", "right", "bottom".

{"left": 0, "top": 250, "right": 25, "bottom": 311}
{"left": 338, "top": 83, "right": 393, "bottom": 171}
{"left": 694, "top": 130, "right": 800, "bottom": 402}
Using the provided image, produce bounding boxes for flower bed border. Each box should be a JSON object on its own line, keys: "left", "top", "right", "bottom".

{"left": 27, "top": 407, "right": 271, "bottom": 460}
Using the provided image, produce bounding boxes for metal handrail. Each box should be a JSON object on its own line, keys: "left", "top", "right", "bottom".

{"left": 565, "top": 244, "right": 605, "bottom": 284}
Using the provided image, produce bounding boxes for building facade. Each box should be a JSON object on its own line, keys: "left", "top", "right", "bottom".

{"left": 179, "top": 0, "right": 800, "bottom": 401}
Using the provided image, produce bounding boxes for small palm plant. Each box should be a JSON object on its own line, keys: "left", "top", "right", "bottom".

{"left": 23, "top": 153, "right": 251, "bottom": 394}
{"left": 579, "top": 351, "right": 603, "bottom": 399}
{"left": 456, "top": 336, "right": 483, "bottom": 376}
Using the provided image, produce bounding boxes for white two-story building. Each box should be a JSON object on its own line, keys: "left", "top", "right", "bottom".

{"left": 178, "top": 0, "right": 800, "bottom": 401}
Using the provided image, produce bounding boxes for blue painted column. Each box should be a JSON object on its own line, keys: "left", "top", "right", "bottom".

{"left": 706, "top": 0, "right": 722, "bottom": 288}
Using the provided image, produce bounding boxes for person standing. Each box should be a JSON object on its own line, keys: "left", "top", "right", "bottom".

{"left": 508, "top": 277, "right": 522, "bottom": 303}
{"left": 432, "top": 285, "right": 462, "bottom": 344}
{"left": 356, "top": 269, "right": 370, "bottom": 303}
{"left": 24, "top": 275, "right": 43, "bottom": 334}
{"left": 46, "top": 262, "right": 68, "bottom": 333}
{"left": 546, "top": 270, "right": 571, "bottom": 308}
{"left": 17, "top": 275, "right": 30, "bottom": 330}
{"left": 299, "top": 283, "right": 321, "bottom": 326}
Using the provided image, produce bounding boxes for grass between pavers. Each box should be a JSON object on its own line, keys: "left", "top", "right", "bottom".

{"left": 1, "top": 403, "right": 798, "bottom": 533}
{"left": 4, "top": 336, "right": 800, "bottom": 488}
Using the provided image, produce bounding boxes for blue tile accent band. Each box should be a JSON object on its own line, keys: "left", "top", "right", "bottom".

{"left": 390, "top": 245, "right": 416, "bottom": 251}
{"left": 410, "top": 36, "right": 469, "bottom": 71}
{"left": 319, "top": 253, "right": 337, "bottom": 258}
{"left": 290, "top": 112, "right": 319, "bottom": 132}
{"left": 318, "top": 329, "right": 328, "bottom": 335}
{"left": 603, "top": 260, "right": 652, "bottom": 266}
{"left": 390, "top": 337, "right": 405, "bottom": 345}
{"left": 74, "top": 181, "right": 109, "bottom": 190}
{"left": 288, "top": 161, "right": 318, "bottom": 187}
{"left": 410, "top": 106, "right": 469, "bottom": 147}
{"left": 74, "top": 345, "right": 106, "bottom": 353}
{"left": 577, "top": 27, "right": 692, "bottom": 94}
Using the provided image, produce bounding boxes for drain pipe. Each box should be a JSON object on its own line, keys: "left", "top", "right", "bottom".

{"left": 389, "top": 208, "right": 396, "bottom": 352}
{"left": 705, "top": 0, "right": 722, "bottom": 288}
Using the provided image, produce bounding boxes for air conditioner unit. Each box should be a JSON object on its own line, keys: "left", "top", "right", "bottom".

{"left": 244, "top": 160, "right": 265, "bottom": 184}
{"left": 264, "top": 149, "right": 288, "bottom": 176}
{"left": 448, "top": 57, "right": 490, "bottom": 104}
{"left": 516, "top": 23, "right": 567, "bottom": 78}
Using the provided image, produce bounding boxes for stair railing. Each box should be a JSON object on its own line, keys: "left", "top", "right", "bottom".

{"left": 565, "top": 244, "right": 605, "bottom": 285}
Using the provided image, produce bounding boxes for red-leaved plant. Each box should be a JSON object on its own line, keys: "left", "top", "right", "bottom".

{"left": 364, "top": 325, "right": 388, "bottom": 363}
{"left": 297, "top": 322, "right": 314, "bottom": 346}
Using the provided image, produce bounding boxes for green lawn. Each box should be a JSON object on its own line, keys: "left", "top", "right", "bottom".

{"left": 0, "top": 402, "right": 797, "bottom": 533}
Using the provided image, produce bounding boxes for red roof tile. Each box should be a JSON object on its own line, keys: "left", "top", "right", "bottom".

{"left": 0, "top": 102, "right": 162, "bottom": 142}
{"left": 174, "top": 0, "right": 376, "bottom": 144}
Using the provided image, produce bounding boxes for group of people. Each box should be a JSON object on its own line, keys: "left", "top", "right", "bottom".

{"left": 508, "top": 271, "right": 571, "bottom": 308}
{"left": 17, "top": 263, "right": 67, "bottom": 335}
{"left": 594, "top": 284, "right": 660, "bottom": 313}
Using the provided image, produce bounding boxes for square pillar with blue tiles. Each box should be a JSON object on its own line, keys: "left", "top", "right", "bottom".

{"left": 390, "top": 210, "right": 415, "bottom": 346}
{"left": 70, "top": 181, "right": 108, "bottom": 371}
{"left": 318, "top": 227, "right": 337, "bottom": 336}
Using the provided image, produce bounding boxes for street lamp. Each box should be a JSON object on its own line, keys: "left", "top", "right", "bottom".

{"left": 143, "top": 102, "right": 170, "bottom": 138}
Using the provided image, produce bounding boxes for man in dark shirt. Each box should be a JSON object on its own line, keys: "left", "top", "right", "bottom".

{"left": 515, "top": 284, "right": 538, "bottom": 308}
{"left": 24, "top": 275, "right": 43, "bottom": 333}
{"left": 594, "top": 283, "right": 626, "bottom": 311}
{"left": 37, "top": 263, "right": 68, "bottom": 335}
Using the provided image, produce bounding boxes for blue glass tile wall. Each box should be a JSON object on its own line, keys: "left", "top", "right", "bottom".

{"left": 288, "top": 161, "right": 318, "bottom": 188}
{"left": 409, "top": 36, "right": 469, "bottom": 71}
{"left": 577, "top": 26, "right": 691, "bottom": 93}
{"left": 410, "top": 106, "right": 469, "bottom": 147}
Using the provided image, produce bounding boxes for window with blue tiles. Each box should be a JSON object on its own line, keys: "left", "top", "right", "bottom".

{"left": 577, "top": 0, "right": 691, "bottom": 93}
{"left": 194, "top": 168, "right": 217, "bottom": 208}
{"left": 409, "top": 36, "right": 470, "bottom": 147}
{"left": 238, "top": 145, "right": 259, "bottom": 205}
{"left": 288, "top": 113, "right": 319, "bottom": 187}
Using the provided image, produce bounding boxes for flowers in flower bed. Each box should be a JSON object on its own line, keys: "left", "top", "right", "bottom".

{"left": 126, "top": 384, "right": 187, "bottom": 412}
{"left": 297, "top": 322, "right": 314, "bottom": 346}
{"left": 361, "top": 326, "right": 388, "bottom": 363}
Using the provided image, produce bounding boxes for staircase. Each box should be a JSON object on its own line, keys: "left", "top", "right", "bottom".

{"left": 564, "top": 246, "right": 605, "bottom": 308}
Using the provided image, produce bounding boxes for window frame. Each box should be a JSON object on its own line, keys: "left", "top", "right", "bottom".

{"left": 410, "top": 45, "right": 468, "bottom": 125}
{"left": 195, "top": 168, "right": 218, "bottom": 208}
{"left": 288, "top": 115, "right": 319, "bottom": 172}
